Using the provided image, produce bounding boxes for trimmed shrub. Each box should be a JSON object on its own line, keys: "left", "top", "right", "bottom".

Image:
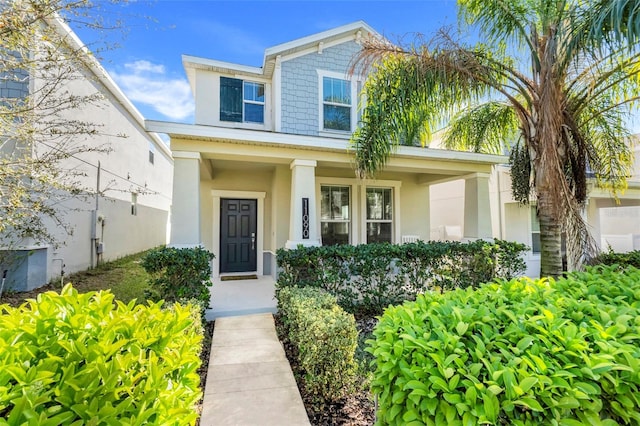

{"left": 368, "top": 266, "right": 640, "bottom": 425}
{"left": 593, "top": 249, "right": 640, "bottom": 268}
{"left": 142, "top": 246, "right": 214, "bottom": 309}
{"left": 0, "top": 284, "right": 203, "bottom": 425}
{"left": 278, "top": 287, "right": 358, "bottom": 409}
{"left": 277, "top": 239, "right": 527, "bottom": 315}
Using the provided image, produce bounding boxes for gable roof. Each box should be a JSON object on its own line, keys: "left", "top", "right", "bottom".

{"left": 183, "top": 20, "right": 380, "bottom": 81}
{"left": 47, "top": 15, "right": 172, "bottom": 160}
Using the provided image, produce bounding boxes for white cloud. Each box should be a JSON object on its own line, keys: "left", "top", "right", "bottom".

{"left": 124, "top": 60, "right": 166, "bottom": 74}
{"left": 111, "top": 61, "right": 194, "bottom": 121}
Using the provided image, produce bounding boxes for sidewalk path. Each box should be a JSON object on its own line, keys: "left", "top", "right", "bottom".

{"left": 200, "top": 313, "right": 310, "bottom": 426}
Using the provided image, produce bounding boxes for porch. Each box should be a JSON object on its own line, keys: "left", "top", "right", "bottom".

{"left": 206, "top": 275, "right": 277, "bottom": 320}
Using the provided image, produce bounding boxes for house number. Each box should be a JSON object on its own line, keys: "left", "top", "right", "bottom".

{"left": 302, "top": 197, "right": 309, "bottom": 239}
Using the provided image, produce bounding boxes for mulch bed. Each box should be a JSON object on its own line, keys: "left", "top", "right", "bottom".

{"left": 195, "top": 320, "right": 214, "bottom": 425}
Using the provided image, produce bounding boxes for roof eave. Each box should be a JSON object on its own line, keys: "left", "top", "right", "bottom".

{"left": 145, "top": 120, "right": 508, "bottom": 165}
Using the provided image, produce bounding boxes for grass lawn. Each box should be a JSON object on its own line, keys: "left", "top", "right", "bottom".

{"left": 1, "top": 250, "right": 151, "bottom": 307}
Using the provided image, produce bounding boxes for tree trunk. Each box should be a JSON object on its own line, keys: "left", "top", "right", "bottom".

{"left": 537, "top": 191, "right": 563, "bottom": 278}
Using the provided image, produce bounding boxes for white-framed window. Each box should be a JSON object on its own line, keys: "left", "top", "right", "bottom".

{"left": 131, "top": 193, "right": 138, "bottom": 216}
{"left": 530, "top": 207, "right": 540, "bottom": 253}
{"left": 320, "top": 185, "right": 350, "bottom": 245}
{"left": 317, "top": 178, "right": 400, "bottom": 246}
{"left": 220, "top": 77, "right": 265, "bottom": 124}
{"left": 148, "top": 142, "right": 155, "bottom": 165}
{"left": 366, "top": 187, "right": 393, "bottom": 243}
{"left": 317, "top": 70, "right": 356, "bottom": 133}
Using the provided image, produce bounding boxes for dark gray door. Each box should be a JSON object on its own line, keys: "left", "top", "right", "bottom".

{"left": 220, "top": 199, "right": 257, "bottom": 273}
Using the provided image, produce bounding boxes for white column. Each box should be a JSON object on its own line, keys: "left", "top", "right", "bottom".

{"left": 463, "top": 173, "right": 493, "bottom": 240}
{"left": 170, "top": 151, "right": 201, "bottom": 247}
{"left": 285, "top": 159, "right": 320, "bottom": 248}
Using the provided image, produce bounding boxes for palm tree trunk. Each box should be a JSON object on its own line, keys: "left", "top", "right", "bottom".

{"left": 537, "top": 192, "right": 563, "bottom": 278}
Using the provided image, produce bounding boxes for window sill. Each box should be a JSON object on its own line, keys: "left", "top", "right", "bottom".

{"left": 215, "top": 121, "right": 270, "bottom": 131}
{"left": 319, "top": 130, "right": 352, "bottom": 139}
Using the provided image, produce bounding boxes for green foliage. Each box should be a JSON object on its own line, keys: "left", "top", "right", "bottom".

{"left": 277, "top": 287, "right": 358, "bottom": 410}
{"left": 350, "top": 0, "right": 640, "bottom": 277}
{"left": 142, "top": 246, "right": 214, "bottom": 308}
{"left": 277, "top": 239, "right": 527, "bottom": 315}
{"left": 368, "top": 266, "right": 640, "bottom": 425}
{"left": 0, "top": 284, "right": 203, "bottom": 425}
{"left": 593, "top": 249, "right": 640, "bottom": 269}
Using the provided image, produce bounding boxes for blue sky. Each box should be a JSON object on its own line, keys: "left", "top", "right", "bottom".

{"left": 72, "top": 1, "right": 459, "bottom": 123}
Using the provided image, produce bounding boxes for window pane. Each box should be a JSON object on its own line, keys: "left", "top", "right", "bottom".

{"left": 367, "top": 222, "right": 392, "bottom": 243}
{"left": 532, "top": 232, "right": 541, "bottom": 253}
{"left": 220, "top": 77, "right": 242, "bottom": 122}
{"left": 323, "top": 77, "right": 332, "bottom": 102}
{"left": 323, "top": 77, "right": 350, "bottom": 105}
{"left": 323, "top": 104, "right": 350, "bottom": 131}
{"left": 243, "top": 81, "right": 264, "bottom": 102}
{"left": 335, "top": 78, "right": 350, "bottom": 104}
{"left": 530, "top": 207, "right": 540, "bottom": 232}
{"left": 244, "top": 103, "right": 264, "bottom": 123}
{"left": 322, "top": 222, "right": 349, "bottom": 246}
{"left": 321, "top": 186, "right": 349, "bottom": 220}
{"left": 366, "top": 188, "right": 392, "bottom": 220}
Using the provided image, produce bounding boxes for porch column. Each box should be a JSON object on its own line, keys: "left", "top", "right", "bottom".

{"left": 285, "top": 159, "right": 320, "bottom": 248}
{"left": 463, "top": 173, "right": 493, "bottom": 240}
{"left": 171, "top": 151, "right": 201, "bottom": 246}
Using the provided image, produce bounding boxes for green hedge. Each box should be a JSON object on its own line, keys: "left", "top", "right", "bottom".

{"left": 0, "top": 284, "right": 203, "bottom": 425}
{"left": 142, "top": 246, "right": 214, "bottom": 310}
{"left": 277, "top": 240, "right": 527, "bottom": 315}
{"left": 593, "top": 249, "right": 640, "bottom": 268}
{"left": 368, "top": 266, "right": 640, "bottom": 425}
{"left": 277, "top": 287, "right": 358, "bottom": 409}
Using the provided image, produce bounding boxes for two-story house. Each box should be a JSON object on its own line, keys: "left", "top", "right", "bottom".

{"left": 147, "top": 21, "right": 508, "bottom": 278}
{"left": 0, "top": 17, "right": 173, "bottom": 291}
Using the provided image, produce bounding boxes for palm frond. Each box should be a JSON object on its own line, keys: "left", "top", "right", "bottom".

{"left": 587, "top": 0, "right": 640, "bottom": 45}
{"left": 443, "top": 101, "right": 519, "bottom": 154}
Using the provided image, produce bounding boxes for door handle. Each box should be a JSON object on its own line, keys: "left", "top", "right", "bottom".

{"left": 251, "top": 233, "right": 255, "bottom": 250}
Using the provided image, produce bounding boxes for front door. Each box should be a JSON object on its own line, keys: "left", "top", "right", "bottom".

{"left": 220, "top": 199, "right": 257, "bottom": 273}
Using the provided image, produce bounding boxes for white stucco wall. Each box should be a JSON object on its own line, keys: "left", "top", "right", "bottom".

{"left": 9, "top": 34, "right": 174, "bottom": 289}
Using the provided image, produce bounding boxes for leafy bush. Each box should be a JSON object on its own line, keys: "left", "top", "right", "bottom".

{"left": 278, "top": 287, "right": 358, "bottom": 409}
{"left": 368, "top": 266, "right": 640, "bottom": 425}
{"left": 142, "top": 246, "right": 214, "bottom": 308}
{"left": 0, "top": 284, "right": 203, "bottom": 425}
{"left": 593, "top": 249, "right": 640, "bottom": 268}
{"left": 277, "top": 239, "right": 527, "bottom": 315}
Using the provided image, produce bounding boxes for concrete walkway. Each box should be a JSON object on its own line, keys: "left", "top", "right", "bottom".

{"left": 206, "top": 276, "right": 277, "bottom": 320}
{"left": 200, "top": 313, "right": 310, "bottom": 426}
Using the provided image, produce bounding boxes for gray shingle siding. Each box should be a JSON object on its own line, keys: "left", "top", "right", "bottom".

{"left": 280, "top": 41, "right": 361, "bottom": 136}
{"left": 0, "top": 68, "right": 29, "bottom": 100}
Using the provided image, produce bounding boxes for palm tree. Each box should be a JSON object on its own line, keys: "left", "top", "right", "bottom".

{"left": 350, "top": 0, "right": 640, "bottom": 278}
{"left": 588, "top": 0, "right": 640, "bottom": 44}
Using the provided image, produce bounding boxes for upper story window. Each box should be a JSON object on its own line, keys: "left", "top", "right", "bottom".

{"left": 220, "top": 77, "right": 264, "bottom": 124}
{"left": 322, "top": 76, "right": 352, "bottom": 131}
{"left": 148, "top": 142, "right": 155, "bottom": 165}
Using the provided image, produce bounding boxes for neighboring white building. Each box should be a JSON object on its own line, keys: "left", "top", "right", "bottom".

{"left": 0, "top": 18, "right": 173, "bottom": 291}
{"left": 147, "top": 21, "right": 507, "bottom": 279}
{"left": 430, "top": 138, "right": 640, "bottom": 276}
